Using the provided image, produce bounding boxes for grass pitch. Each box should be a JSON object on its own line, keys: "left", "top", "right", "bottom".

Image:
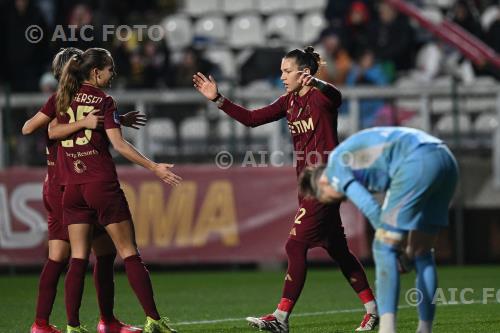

{"left": 0, "top": 266, "right": 498, "bottom": 332}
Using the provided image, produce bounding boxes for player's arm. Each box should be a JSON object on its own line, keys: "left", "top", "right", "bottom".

{"left": 193, "top": 72, "right": 286, "bottom": 127}
{"left": 106, "top": 128, "right": 181, "bottom": 186}
{"left": 22, "top": 112, "right": 51, "bottom": 135}
{"left": 344, "top": 180, "right": 381, "bottom": 229}
{"left": 298, "top": 72, "right": 342, "bottom": 108}
{"left": 48, "top": 110, "right": 103, "bottom": 139}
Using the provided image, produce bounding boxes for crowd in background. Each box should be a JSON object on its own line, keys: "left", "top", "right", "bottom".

{"left": 1, "top": 0, "right": 500, "bottom": 166}
{"left": 1, "top": 0, "right": 499, "bottom": 93}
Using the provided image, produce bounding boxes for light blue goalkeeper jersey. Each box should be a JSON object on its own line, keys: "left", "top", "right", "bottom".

{"left": 324, "top": 127, "right": 446, "bottom": 229}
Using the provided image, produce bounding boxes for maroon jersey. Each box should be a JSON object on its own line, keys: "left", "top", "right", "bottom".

{"left": 56, "top": 84, "right": 121, "bottom": 185}
{"left": 219, "top": 82, "right": 341, "bottom": 178}
{"left": 38, "top": 93, "right": 59, "bottom": 191}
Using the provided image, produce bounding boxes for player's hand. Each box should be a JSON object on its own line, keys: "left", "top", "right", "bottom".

{"left": 193, "top": 72, "right": 218, "bottom": 100}
{"left": 83, "top": 110, "right": 104, "bottom": 129}
{"left": 297, "top": 71, "right": 315, "bottom": 87}
{"left": 153, "top": 163, "right": 182, "bottom": 186}
{"left": 120, "top": 111, "right": 147, "bottom": 129}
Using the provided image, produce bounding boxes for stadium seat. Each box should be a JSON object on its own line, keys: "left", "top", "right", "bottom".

{"left": 180, "top": 115, "right": 209, "bottom": 140}
{"left": 299, "top": 12, "right": 326, "bottom": 44}
{"left": 183, "top": 0, "right": 219, "bottom": 17}
{"left": 222, "top": 0, "right": 257, "bottom": 14}
{"left": 435, "top": 114, "right": 472, "bottom": 134}
{"left": 474, "top": 113, "right": 498, "bottom": 134}
{"left": 292, "top": 0, "right": 327, "bottom": 12}
{"left": 194, "top": 15, "right": 227, "bottom": 43}
{"left": 229, "top": 14, "right": 264, "bottom": 48}
{"left": 426, "top": 0, "right": 455, "bottom": 9}
{"left": 256, "top": 0, "right": 289, "bottom": 14}
{"left": 265, "top": 14, "right": 298, "bottom": 43}
{"left": 481, "top": 6, "right": 500, "bottom": 31}
{"left": 337, "top": 113, "right": 353, "bottom": 137}
{"left": 218, "top": 118, "right": 247, "bottom": 138}
{"left": 148, "top": 118, "right": 177, "bottom": 155}
{"left": 161, "top": 14, "right": 193, "bottom": 49}
{"left": 420, "top": 6, "right": 444, "bottom": 24}
{"left": 203, "top": 48, "right": 237, "bottom": 80}
{"left": 401, "top": 114, "right": 425, "bottom": 130}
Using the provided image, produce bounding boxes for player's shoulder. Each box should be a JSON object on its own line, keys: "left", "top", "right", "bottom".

{"left": 48, "top": 92, "right": 57, "bottom": 103}
{"left": 102, "top": 94, "right": 117, "bottom": 108}
{"left": 39, "top": 92, "right": 58, "bottom": 116}
{"left": 278, "top": 92, "right": 291, "bottom": 101}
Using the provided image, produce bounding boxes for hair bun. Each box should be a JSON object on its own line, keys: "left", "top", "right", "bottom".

{"left": 304, "top": 46, "right": 315, "bottom": 54}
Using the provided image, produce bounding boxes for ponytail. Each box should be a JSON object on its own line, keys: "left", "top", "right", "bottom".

{"left": 56, "top": 55, "right": 82, "bottom": 114}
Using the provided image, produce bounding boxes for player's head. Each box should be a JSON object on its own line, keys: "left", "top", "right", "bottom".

{"left": 299, "top": 165, "right": 344, "bottom": 203}
{"left": 281, "top": 46, "right": 322, "bottom": 93}
{"left": 52, "top": 47, "right": 84, "bottom": 81}
{"left": 57, "top": 48, "right": 115, "bottom": 114}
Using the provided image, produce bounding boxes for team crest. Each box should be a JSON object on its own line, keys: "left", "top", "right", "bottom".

{"left": 73, "top": 159, "right": 87, "bottom": 174}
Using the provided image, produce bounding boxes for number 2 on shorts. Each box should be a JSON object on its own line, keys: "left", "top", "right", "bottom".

{"left": 294, "top": 208, "right": 306, "bottom": 224}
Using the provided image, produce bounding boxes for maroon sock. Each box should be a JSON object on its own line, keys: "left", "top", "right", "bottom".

{"left": 65, "top": 258, "right": 89, "bottom": 327}
{"left": 326, "top": 244, "right": 371, "bottom": 293}
{"left": 124, "top": 254, "right": 160, "bottom": 320}
{"left": 35, "top": 259, "right": 66, "bottom": 325}
{"left": 281, "top": 239, "right": 309, "bottom": 308}
{"left": 94, "top": 253, "right": 116, "bottom": 321}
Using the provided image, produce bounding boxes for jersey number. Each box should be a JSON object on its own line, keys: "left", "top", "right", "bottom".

{"left": 61, "top": 106, "right": 94, "bottom": 147}
{"left": 294, "top": 208, "right": 306, "bottom": 224}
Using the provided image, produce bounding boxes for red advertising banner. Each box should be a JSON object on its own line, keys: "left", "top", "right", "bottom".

{"left": 0, "top": 167, "right": 370, "bottom": 265}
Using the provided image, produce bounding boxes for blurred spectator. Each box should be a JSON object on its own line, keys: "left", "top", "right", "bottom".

{"left": 408, "top": 41, "right": 443, "bottom": 83}
{"left": 372, "top": 2, "right": 416, "bottom": 74}
{"left": 345, "top": 49, "right": 389, "bottom": 128}
{"left": 485, "top": 11, "right": 500, "bottom": 53}
{"left": 110, "top": 34, "right": 133, "bottom": 87}
{"left": 450, "top": 0, "right": 484, "bottom": 39}
{"left": 127, "top": 50, "right": 145, "bottom": 88}
{"left": 324, "top": 0, "right": 352, "bottom": 29}
{"left": 169, "top": 47, "right": 219, "bottom": 87}
{"left": 3, "top": 0, "right": 50, "bottom": 91}
{"left": 142, "top": 40, "right": 171, "bottom": 88}
{"left": 342, "top": 1, "right": 374, "bottom": 60}
{"left": 55, "top": 4, "right": 104, "bottom": 50}
{"left": 125, "top": 40, "right": 170, "bottom": 89}
{"left": 316, "top": 28, "right": 352, "bottom": 86}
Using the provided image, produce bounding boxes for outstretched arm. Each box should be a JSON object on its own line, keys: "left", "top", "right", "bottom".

{"left": 193, "top": 72, "right": 286, "bottom": 127}
{"left": 106, "top": 127, "right": 181, "bottom": 186}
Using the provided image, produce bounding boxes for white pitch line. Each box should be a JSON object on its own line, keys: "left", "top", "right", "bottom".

{"left": 172, "top": 300, "right": 486, "bottom": 326}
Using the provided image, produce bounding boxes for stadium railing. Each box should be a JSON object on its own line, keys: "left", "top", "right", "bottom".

{"left": 1, "top": 83, "right": 500, "bottom": 186}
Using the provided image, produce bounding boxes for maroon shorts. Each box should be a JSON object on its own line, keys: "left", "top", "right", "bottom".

{"left": 288, "top": 198, "right": 346, "bottom": 248}
{"left": 63, "top": 181, "right": 131, "bottom": 227}
{"left": 43, "top": 182, "right": 69, "bottom": 241}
